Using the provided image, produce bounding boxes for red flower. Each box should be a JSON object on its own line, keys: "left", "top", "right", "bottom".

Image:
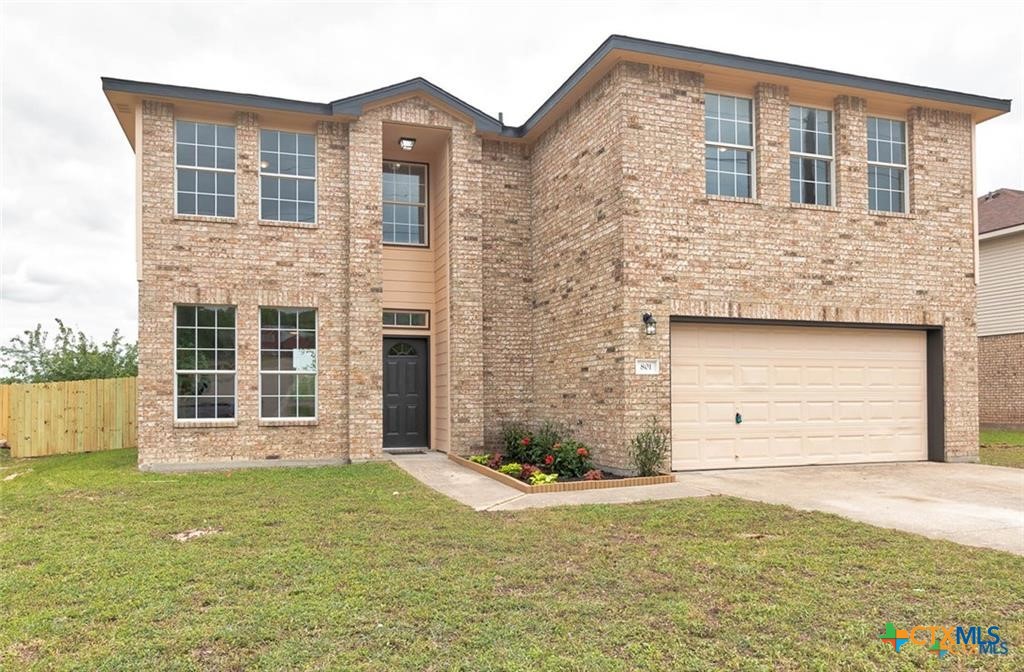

{"left": 577, "top": 447, "right": 589, "bottom": 457}
{"left": 519, "top": 437, "right": 531, "bottom": 446}
{"left": 544, "top": 454, "right": 554, "bottom": 466}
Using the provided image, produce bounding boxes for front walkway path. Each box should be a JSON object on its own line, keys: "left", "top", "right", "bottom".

{"left": 389, "top": 452, "right": 709, "bottom": 511}
{"left": 391, "top": 452, "right": 1024, "bottom": 555}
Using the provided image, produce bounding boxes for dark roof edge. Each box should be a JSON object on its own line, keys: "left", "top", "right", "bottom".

{"left": 518, "top": 35, "right": 1011, "bottom": 133}
{"left": 102, "top": 36, "right": 1012, "bottom": 139}
{"left": 101, "top": 77, "right": 333, "bottom": 116}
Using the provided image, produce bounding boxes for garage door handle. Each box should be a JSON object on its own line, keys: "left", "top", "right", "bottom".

{"left": 735, "top": 412, "right": 742, "bottom": 425}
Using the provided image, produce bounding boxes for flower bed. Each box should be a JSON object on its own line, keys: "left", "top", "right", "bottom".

{"left": 454, "top": 421, "right": 674, "bottom": 493}
{"left": 450, "top": 454, "right": 674, "bottom": 493}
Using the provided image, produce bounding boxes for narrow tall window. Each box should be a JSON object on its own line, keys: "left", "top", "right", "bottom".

{"left": 867, "top": 117, "right": 908, "bottom": 213}
{"left": 260, "top": 130, "right": 316, "bottom": 223}
{"left": 789, "top": 106, "right": 833, "bottom": 205}
{"left": 260, "top": 308, "right": 318, "bottom": 419}
{"left": 175, "top": 305, "right": 236, "bottom": 420}
{"left": 175, "top": 121, "right": 235, "bottom": 217}
{"left": 382, "top": 161, "right": 428, "bottom": 245}
{"left": 704, "top": 93, "right": 754, "bottom": 198}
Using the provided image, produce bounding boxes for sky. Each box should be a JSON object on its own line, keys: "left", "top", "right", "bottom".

{"left": 1, "top": 0, "right": 1022, "bottom": 349}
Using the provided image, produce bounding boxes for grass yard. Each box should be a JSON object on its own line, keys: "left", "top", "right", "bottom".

{"left": 1, "top": 450, "right": 1022, "bottom": 671}
{"left": 980, "top": 429, "right": 1024, "bottom": 469}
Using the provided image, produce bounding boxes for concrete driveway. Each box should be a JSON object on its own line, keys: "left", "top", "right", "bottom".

{"left": 675, "top": 462, "right": 1024, "bottom": 555}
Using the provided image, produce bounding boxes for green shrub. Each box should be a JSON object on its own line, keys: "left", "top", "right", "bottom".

{"left": 533, "top": 420, "right": 570, "bottom": 460}
{"left": 501, "top": 422, "right": 534, "bottom": 463}
{"left": 551, "top": 439, "right": 593, "bottom": 478}
{"left": 529, "top": 472, "right": 558, "bottom": 485}
{"left": 468, "top": 454, "right": 489, "bottom": 465}
{"left": 629, "top": 418, "right": 669, "bottom": 476}
{"left": 498, "top": 462, "right": 522, "bottom": 476}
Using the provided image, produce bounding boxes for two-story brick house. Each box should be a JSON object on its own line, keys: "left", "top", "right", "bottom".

{"left": 103, "top": 35, "right": 1010, "bottom": 471}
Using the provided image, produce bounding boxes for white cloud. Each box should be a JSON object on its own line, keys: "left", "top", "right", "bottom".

{"left": 1, "top": 0, "right": 1021, "bottom": 347}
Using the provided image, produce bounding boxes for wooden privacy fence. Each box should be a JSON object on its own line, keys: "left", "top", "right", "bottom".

{"left": 0, "top": 378, "right": 137, "bottom": 458}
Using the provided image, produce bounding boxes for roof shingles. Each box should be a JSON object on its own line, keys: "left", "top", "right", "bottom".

{"left": 978, "top": 189, "right": 1024, "bottom": 234}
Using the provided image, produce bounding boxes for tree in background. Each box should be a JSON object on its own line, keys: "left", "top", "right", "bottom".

{"left": 0, "top": 319, "right": 137, "bottom": 384}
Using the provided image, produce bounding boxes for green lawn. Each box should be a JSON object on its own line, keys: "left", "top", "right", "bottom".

{"left": 1, "top": 450, "right": 1022, "bottom": 671}
{"left": 980, "top": 430, "right": 1024, "bottom": 469}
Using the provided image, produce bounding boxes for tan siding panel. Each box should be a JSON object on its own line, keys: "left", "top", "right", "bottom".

{"left": 978, "top": 232, "right": 1024, "bottom": 336}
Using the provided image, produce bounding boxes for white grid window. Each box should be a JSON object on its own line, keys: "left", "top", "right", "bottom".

{"left": 260, "top": 130, "right": 316, "bottom": 223}
{"left": 383, "top": 310, "right": 428, "bottom": 328}
{"left": 176, "top": 121, "right": 235, "bottom": 218}
{"left": 789, "top": 106, "right": 833, "bottom": 205}
{"left": 868, "top": 117, "right": 908, "bottom": 213}
{"left": 705, "top": 93, "right": 754, "bottom": 198}
{"left": 260, "top": 308, "right": 317, "bottom": 419}
{"left": 383, "top": 162, "right": 428, "bottom": 245}
{"left": 175, "top": 305, "right": 236, "bottom": 420}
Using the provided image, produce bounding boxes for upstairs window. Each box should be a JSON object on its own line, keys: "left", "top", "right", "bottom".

{"left": 705, "top": 93, "right": 754, "bottom": 198}
{"left": 260, "top": 130, "right": 316, "bottom": 223}
{"left": 867, "top": 117, "right": 907, "bottom": 213}
{"left": 789, "top": 106, "right": 833, "bottom": 206}
{"left": 382, "top": 161, "right": 428, "bottom": 245}
{"left": 175, "top": 121, "right": 235, "bottom": 218}
{"left": 175, "top": 305, "right": 236, "bottom": 420}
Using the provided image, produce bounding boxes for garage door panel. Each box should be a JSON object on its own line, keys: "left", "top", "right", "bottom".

{"left": 671, "top": 323, "right": 928, "bottom": 470}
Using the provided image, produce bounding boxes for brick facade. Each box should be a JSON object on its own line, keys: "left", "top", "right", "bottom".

{"left": 130, "top": 54, "right": 987, "bottom": 469}
{"left": 979, "top": 333, "right": 1024, "bottom": 427}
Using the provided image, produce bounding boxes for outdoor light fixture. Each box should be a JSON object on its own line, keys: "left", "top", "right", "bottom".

{"left": 642, "top": 312, "right": 657, "bottom": 336}
{"left": 399, "top": 137, "right": 416, "bottom": 151}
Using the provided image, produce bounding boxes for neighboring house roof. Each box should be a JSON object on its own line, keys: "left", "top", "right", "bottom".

{"left": 102, "top": 34, "right": 1012, "bottom": 146}
{"left": 978, "top": 188, "right": 1024, "bottom": 235}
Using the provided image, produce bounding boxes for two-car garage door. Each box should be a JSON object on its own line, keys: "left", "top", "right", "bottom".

{"left": 671, "top": 322, "right": 928, "bottom": 470}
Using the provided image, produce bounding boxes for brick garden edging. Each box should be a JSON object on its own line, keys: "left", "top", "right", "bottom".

{"left": 449, "top": 454, "right": 675, "bottom": 493}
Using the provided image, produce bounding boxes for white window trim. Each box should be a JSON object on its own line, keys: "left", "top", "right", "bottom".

{"left": 258, "top": 129, "right": 318, "bottom": 225}
{"left": 258, "top": 307, "right": 319, "bottom": 421}
{"left": 704, "top": 90, "right": 757, "bottom": 199}
{"left": 867, "top": 115, "right": 909, "bottom": 214}
{"left": 382, "top": 160, "right": 430, "bottom": 247}
{"left": 788, "top": 104, "right": 836, "bottom": 206}
{"left": 174, "top": 304, "right": 237, "bottom": 422}
{"left": 173, "top": 119, "right": 237, "bottom": 219}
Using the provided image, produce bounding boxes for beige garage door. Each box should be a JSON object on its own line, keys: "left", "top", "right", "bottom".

{"left": 671, "top": 322, "right": 928, "bottom": 470}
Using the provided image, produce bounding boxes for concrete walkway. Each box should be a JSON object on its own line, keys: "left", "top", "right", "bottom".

{"left": 391, "top": 452, "right": 1024, "bottom": 555}
{"left": 389, "top": 452, "right": 709, "bottom": 511}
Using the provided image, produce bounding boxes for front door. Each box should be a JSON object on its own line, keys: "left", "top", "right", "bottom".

{"left": 383, "top": 337, "right": 429, "bottom": 449}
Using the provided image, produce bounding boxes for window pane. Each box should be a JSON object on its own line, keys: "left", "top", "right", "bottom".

{"left": 297, "top": 397, "right": 316, "bottom": 418}
{"left": 177, "top": 193, "right": 195, "bottom": 215}
{"left": 176, "top": 121, "right": 196, "bottom": 143}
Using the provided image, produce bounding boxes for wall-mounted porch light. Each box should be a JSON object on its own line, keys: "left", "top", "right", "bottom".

{"left": 642, "top": 312, "right": 657, "bottom": 336}
{"left": 398, "top": 137, "right": 416, "bottom": 151}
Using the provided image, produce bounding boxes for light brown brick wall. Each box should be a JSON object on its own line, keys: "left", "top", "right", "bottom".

{"left": 137, "top": 62, "right": 983, "bottom": 468}
{"left": 979, "top": 333, "right": 1024, "bottom": 427}
{"left": 530, "top": 62, "right": 980, "bottom": 469}
{"left": 137, "top": 102, "right": 350, "bottom": 466}
{"left": 481, "top": 140, "right": 533, "bottom": 448}
{"left": 528, "top": 67, "right": 629, "bottom": 464}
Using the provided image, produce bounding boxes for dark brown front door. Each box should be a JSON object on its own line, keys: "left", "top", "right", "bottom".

{"left": 383, "top": 338, "right": 429, "bottom": 449}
